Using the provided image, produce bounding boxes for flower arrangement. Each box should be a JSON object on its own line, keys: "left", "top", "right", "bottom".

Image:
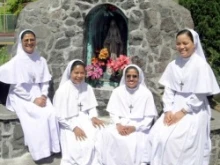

{"left": 107, "top": 55, "right": 130, "bottom": 83}
{"left": 107, "top": 55, "right": 130, "bottom": 73}
{"left": 86, "top": 48, "right": 130, "bottom": 87}
{"left": 86, "top": 64, "right": 103, "bottom": 80}
{"left": 98, "top": 48, "right": 109, "bottom": 60}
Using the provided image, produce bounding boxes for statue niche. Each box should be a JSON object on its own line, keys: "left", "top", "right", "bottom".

{"left": 85, "top": 4, "right": 128, "bottom": 65}
{"left": 103, "top": 20, "right": 123, "bottom": 60}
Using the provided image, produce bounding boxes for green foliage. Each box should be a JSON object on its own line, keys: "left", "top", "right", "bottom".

{"left": 0, "top": 6, "right": 11, "bottom": 14}
{"left": 6, "top": 0, "right": 36, "bottom": 16}
{"left": 0, "top": 47, "right": 10, "bottom": 65}
{"left": 179, "top": 0, "right": 220, "bottom": 83}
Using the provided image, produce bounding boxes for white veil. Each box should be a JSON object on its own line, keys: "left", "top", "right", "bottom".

{"left": 187, "top": 28, "right": 206, "bottom": 60}
{"left": 59, "top": 59, "right": 84, "bottom": 87}
{"left": 119, "top": 64, "right": 147, "bottom": 88}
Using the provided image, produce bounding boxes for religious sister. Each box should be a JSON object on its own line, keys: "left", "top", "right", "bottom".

{"left": 96, "top": 64, "right": 158, "bottom": 165}
{"left": 53, "top": 59, "right": 104, "bottom": 165}
{"left": 0, "top": 29, "right": 60, "bottom": 160}
{"left": 148, "top": 29, "right": 220, "bottom": 165}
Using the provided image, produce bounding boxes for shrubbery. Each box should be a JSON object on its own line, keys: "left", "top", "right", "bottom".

{"left": 6, "top": 0, "right": 36, "bottom": 15}
{"left": 179, "top": 0, "right": 220, "bottom": 83}
{"left": 0, "top": 46, "right": 10, "bottom": 65}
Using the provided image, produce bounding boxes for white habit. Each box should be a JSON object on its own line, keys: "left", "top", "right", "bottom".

{"left": 53, "top": 60, "right": 101, "bottom": 165}
{"left": 96, "top": 64, "right": 158, "bottom": 165}
{"left": 149, "top": 29, "right": 220, "bottom": 165}
{"left": 0, "top": 30, "right": 60, "bottom": 160}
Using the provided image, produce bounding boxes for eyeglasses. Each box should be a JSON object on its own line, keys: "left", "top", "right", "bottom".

{"left": 126, "top": 75, "right": 138, "bottom": 79}
{"left": 23, "top": 38, "right": 36, "bottom": 43}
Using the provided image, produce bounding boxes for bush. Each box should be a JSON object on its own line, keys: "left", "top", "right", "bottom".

{"left": 6, "top": 0, "right": 36, "bottom": 15}
{"left": 179, "top": 0, "right": 220, "bottom": 83}
{"left": 0, "top": 46, "right": 10, "bottom": 65}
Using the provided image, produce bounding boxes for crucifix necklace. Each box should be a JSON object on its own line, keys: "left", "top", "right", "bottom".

{"left": 75, "top": 84, "right": 83, "bottom": 111}
{"left": 78, "top": 102, "right": 83, "bottom": 111}
{"left": 127, "top": 90, "right": 135, "bottom": 114}
{"left": 180, "top": 82, "right": 184, "bottom": 91}
{"left": 179, "top": 57, "right": 190, "bottom": 92}
{"left": 129, "top": 104, "right": 133, "bottom": 113}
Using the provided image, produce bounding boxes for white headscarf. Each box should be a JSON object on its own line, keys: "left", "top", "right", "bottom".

{"left": 187, "top": 28, "right": 206, "bottom": 60}
{"left": 119, "top": 64, "right": 147, "bottom": 87}
{"left": 54, "top": 59, "right": 98, "bottom": 119}
{"left": 59, "top": 59, "right": 84, "bottom": 87}
{"left": 0, "top": 29, "right": 51, "bottom": 84}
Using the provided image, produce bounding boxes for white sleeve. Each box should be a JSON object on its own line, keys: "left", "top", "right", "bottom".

{"left": 53, "top": 89, "right": 78, "bottom": 131}
{"left": 110, "top": 113, "right": 121, "bottom": 124}
{"left": 163, "top": 87, "right": 175, "bottom": 112}
{"left": 89, "top": 107, "right": 98, "bottom": 118}
{"left": 11, "top": 84, "right": 35, "bottom": 102}
{"left": 57, "top": 117, "right": 77, "bottom": 131}
{"left": 183, "top": 94, "right": 207, "bottom": 113}
{"left": 133, "top": 116, "right": 154, "bottom": 132}
{"left": 40, "top": 81, "right": 49, "bottom": 96}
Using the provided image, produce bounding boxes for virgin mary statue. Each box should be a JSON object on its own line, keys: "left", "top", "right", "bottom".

{"left": 103, "top": 20, "right": 123, "bottom": 60}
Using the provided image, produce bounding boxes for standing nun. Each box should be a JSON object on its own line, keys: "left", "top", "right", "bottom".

{"left": 96, "top": 64, "right": 158, "bottom": 165}
{"left": 53, "top": 59, "right": 104, "bottom": 165}
{"left": 0, "top": 29, "right": 60, "bottom": 160}
{"left": 148, "top": 29, "right": 220, "bottom": 165}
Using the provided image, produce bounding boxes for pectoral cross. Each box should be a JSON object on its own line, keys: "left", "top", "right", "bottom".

{"left": 78, "top": 102, "right": 83, "bottom": 111}
{"left": 180, "top": 82, "right": 184, "bottom": 91}
{"left": 129, "top": 104, "right": 133, "bottom": 113}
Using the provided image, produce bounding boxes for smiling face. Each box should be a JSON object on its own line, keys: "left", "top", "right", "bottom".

{"left": 70, "top": 64, "right": 86, "bottom": 84}
{"left": 176, "top": 33, "right": 195, "bottom": 58}
{"left": 125, "top": 67, "right": 139, "bottom": 88}
{"left": 21, "top": 33, "right": 36, "bottom": 54}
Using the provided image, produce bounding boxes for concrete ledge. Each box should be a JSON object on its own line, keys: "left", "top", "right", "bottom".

{"left": 0, "top": 153, "right": 61, "bottom": 165}
{"left": 211, "top": 109, "right": 220, "bottom": 131}
{"left": 0, "top": 104, "right": 18, "bottom": 120}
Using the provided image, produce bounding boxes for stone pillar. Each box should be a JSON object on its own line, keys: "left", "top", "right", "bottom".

{"left": 0, "top": 104, "right": 26, "bottom": 159}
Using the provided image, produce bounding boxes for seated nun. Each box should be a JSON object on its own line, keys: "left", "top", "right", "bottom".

{"left": 0, "top": 29, "right": 60, "bottom": 161}
{"left": 148, "top": 29, "right": 220, "bottom": 165}
{"left": 96, "top": 64, "right": 158, "bottom": 165}
{"left": 53, "top": 59, "right": 105, "bottom": 165}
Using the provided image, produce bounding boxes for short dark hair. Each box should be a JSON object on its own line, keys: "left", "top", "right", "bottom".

{"left": 21, "top": 30, "right": 36, "bottom": 40}
{"left": 125, "top": 66, "right": 139, "bottom": 75}
{"left": 176, "top": 29, "right": 194, "bottom": 43}
{"left": 70, "top": 60, "right": 85, "bottom": 72}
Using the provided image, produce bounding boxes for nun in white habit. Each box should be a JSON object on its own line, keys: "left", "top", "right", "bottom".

{"left": 53, "top": 59, "right": 104, "bottom": 165}
{"left": 96, "top": 64, "right": 158, "bottom": 165}
{"left": 0, "top": 29, "right": 60, "bottom": 160}
{"left": 148, "top": 29, "right": 220, "bottom": 165}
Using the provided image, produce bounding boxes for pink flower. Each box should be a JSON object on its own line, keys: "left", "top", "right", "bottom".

{"left": 86, "top": 64, "right": 103, "bottom": 80}
{"left": 107, "top": 55, "right": 130, "bottom": 72}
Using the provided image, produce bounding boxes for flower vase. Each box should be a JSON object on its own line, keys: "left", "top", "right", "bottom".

{"left": 87, "top": 78, "right": 103, "bottom": 88}
{"left": 110, "top": 71, "right": 122, "bottom": 84}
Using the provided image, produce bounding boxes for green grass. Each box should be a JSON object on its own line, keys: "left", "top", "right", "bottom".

{"left": 0, "top": 46, "right": 10, "bottom": 65}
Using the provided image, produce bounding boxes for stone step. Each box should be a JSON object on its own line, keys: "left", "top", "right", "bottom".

{"left": 0, "top": 153, "right": 61, "bottom": 165}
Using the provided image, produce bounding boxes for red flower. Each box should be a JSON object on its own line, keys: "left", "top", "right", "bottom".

{"left": 107, "top": 55, "right": 130, "bottom": 73}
